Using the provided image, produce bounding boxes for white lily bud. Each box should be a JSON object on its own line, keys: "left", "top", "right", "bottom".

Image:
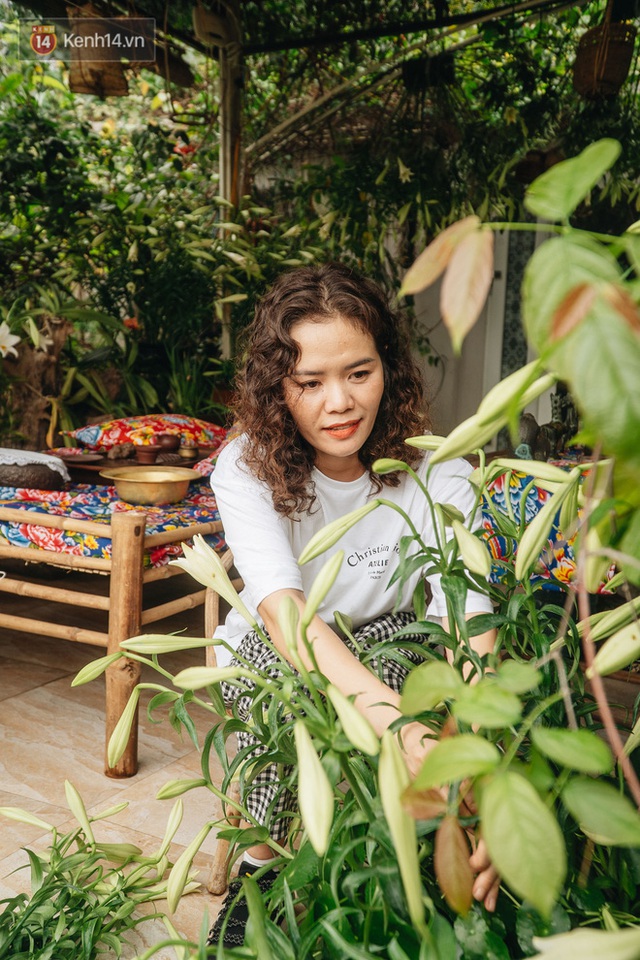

{"left": 327, "top": 685, "right": 380, "bottom": 756}
{"left": 452, "top": 520, "right": 491, "bottom": 577}
{"left": 302, "top": 551, "right": 344, "bottom": 628}
{"left": 65, "top": 780, "right": 95, "bottom": 845}
{"left": 404, "top": 434, "right": 446, "bottom": 450}
{"left": 587, "top": 622, "right": 640, "bottom": 678}
{"left": 299, "top": 502, "right": 380, "bottom": 563}
{"left": 107, "top": 687, "right": 142, "bottom": 768}
{"left": 157, "top": 799, "right": 184, "bottom": 859}
{"left": 172, "top": 665, "right": 248, "bottom": 690}
{"left": 167, "top": 822, "right": 214, "bottom": 913}
{"left": 72, "top": 652, "right": 122, "bottom": 687}
{"left": 372, "top": 458, "right": 409, "bottom": 475}
{"left": 379, "top": 731, "right": 425, "bottom": 931}
{"left": 429, "top": 414, "right": 505, "bottom": 465}
{"left": 476, "top": 360, "right": 543, "bottom": 425}
{"left": 295, "top": 721, "right": 334, "bottom": 856}
{"left": 0, "top": 807, "right": 54, "bottom": 831}
{"left": 120, "top": 635, "right": 216, "bottom": 654}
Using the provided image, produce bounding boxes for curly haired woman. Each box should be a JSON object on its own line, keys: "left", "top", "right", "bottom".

{"left": 208, "top": 262, "right": 499, "bottom": 945}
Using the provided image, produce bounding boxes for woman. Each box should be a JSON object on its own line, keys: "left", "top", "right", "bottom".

{"left": 209, "top": 263, "right": 498, "bottom": 946}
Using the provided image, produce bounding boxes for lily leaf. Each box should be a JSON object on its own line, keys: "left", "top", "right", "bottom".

{"left": 562, "top": 777, "right": 640, "bottom": 846}
{"left": 480, "top": 771, "right": 566, "bottom": 918}
{"left": 413, "top": 734, "right": 501, "bottom": 790}
{"left": 530, "top": 727, "right": 613, "bottom": 775}
{"left": 524, "top": 139, "right": 621, "bottom": 221}
{"left": 441, "top": 228, "right": 495, "bottom": 354}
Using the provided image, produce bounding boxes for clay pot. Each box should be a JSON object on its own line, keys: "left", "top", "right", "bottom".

{"left": 135, "top": 445, "right": 160, "bottom": 465}
{"left": 157, "top": 433, "right": 180, "bottom": 452}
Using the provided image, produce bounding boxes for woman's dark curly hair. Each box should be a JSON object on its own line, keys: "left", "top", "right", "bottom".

{"left": 233, "top": 262, "right": 431, "bottom": 516}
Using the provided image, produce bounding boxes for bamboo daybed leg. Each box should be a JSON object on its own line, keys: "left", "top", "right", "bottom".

{"left": 105, "top": 510, "right": 145, "bottom": 778}
{"left": 207, "top": 779, "right": 241, "bottom": 895}
{"left": 204, "top": 587, "right": 219, "bottom": 668}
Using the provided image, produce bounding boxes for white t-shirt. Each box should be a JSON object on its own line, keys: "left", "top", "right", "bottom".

{"left": 210, "top": 436, "right": 493, "bottom": 665}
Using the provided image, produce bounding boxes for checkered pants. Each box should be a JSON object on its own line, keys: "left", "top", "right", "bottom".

{"left": 219, "top": 611, "right": 430, "bottom": 842}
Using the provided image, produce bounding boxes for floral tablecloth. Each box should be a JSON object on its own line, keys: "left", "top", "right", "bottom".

{"left": 0, "top": 478, "right": 224, "bottom": 568}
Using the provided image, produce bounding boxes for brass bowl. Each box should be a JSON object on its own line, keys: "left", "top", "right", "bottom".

{"left": 99, "top": 466, "right": 197, "bottom": 505}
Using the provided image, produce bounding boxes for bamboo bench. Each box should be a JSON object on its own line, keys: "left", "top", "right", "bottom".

{"left": 0, "top": 507, "right": 222, "bottom": 778}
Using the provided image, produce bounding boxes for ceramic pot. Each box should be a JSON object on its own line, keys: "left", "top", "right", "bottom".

{"left": 135, "top": 446, "right": 160, "bottom": 465}
{"left": 157, "top": 433, "right": 180, "bottom": 452}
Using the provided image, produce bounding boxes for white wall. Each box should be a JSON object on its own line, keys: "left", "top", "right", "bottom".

{"left": 410, "top": 229, "right": 555, "bottom": 442}
{"left": 412, "top": 230, "right": 509, "bottom": 439}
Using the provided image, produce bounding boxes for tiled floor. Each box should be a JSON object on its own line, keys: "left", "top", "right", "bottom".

{"left": 0, "top": 561, "right": 232, "bottom": 958}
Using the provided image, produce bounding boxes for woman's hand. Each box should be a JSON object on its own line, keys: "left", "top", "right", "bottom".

{"left": 396, "top": 720, "right": 438, "bottom": 778}
{"left": 470, "top": 838, "right": 500, "bottom": 912}
{"left": 399, "top": 736, "right": 501, "bottom": 913}
{"left": 460, "top": 791, "right": 500, "bottom": 912}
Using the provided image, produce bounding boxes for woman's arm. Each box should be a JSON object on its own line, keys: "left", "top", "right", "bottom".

{"left": 259, "top": 588, "right": 407, "bottom": 738}
{"left": 258, "top": 590, "right": 496, "bottom": 763}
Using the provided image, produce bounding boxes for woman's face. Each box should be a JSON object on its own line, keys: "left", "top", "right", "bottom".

{"left": 283, "top": 314, "right": 385, "bottom": 481}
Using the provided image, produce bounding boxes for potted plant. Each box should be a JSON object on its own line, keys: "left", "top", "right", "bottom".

{"left": 6, "top": 139, "right": 640, "bottom": 958}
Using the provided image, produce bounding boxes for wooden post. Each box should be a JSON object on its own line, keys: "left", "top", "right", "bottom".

{"left": 217, "top": 0, "right": 243, "bottom": 360}
{"left": 105, "top": 510, "right": 145, "bottom": 777}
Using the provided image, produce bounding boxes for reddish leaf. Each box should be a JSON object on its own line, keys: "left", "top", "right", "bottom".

{"left": 603, "top": 284, "right": 640, "bottom": 334}
{"left": 434, "top": 814, "right": 474, "bottom": 915}
{"left": 399, "top": 216, "right": 481, "bottom": 296}
{"left": 440, "top": 228, "right": 495, "bottom": 353}
{"left": 550, "top": 283, "right": 598, "bottom": 341}
{"left": 401, "top": 785, "right": 448, "bottom": 820}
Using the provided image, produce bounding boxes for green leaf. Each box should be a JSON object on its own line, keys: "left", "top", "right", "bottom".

{"left": 454, "top": 910, "right": 511, "bottom": 960}
{"left": 480, "top": 772, "right": 566, "bottom": 918}
{"left": 522, "top": 234, "right": 620, "bottom": 355}
{"left": 243, "top": 877, "right": 273, "bottom": 958}
{"left": 25, "top": 848, "right": 44, "bottom": 892}
{"left": 495, "top": 660, "right": 542, "bottom": 694}
{"left": 556, "top": 306, "right": 640, "bottom": 476}
{"left": 400, "top": 660, "right": 465, "bottom": 714}
{"left": 561, "top": 777, "right": 640, "bottom": 846}
{"left": 453, "top": 680, "right": 522, "bottom": 728}
{"left": 516, "top": 902, "right": 571, "bottom": 957}
{"left": 413, "top": 734, "right": 501, "bottom": 790}
{"left": 531, "top": 728, "right": 613, "bottom": 775}
{"left": 524, "top": 139, "right": 621, "bottom": 221}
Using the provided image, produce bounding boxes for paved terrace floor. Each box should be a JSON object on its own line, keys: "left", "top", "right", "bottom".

{"left": 0, "top": 559, "right": 230, "bottom": 959}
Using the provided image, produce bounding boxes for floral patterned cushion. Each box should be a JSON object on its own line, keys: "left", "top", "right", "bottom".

{"left": 63, "top": 414, "right": 227, "bottom": 451}
{"left": 193, "top": 421, "right": 242, "bottom": 477}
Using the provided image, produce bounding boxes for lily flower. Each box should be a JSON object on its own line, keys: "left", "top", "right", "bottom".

{"left": 170, "top": 535, "right": 257, "bottom": 629}
{"left": 0, "top": 321, "right": 20, "bottom": 359}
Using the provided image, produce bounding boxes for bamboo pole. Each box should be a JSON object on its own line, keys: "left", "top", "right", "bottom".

{"left": 105, "top": 510, "right": 145, "bottom": 778}
{"left": 204, "top": 588, "right": 220, "bottom": 667}
{"left": 0, "top": 544, "right": 111, "bottom": 572}
{"left": 142, "top": 563, "right": 191, "bottom": 583}
{"left": 0, "top": 577, "right": 109, "bottom": 609}
{"left": 0, "top": 612, "right": 108, "bottom": 646}
{"left": 141, "top": 589, "right": 206, "bottom": 624}
{"left": 143, "top": 519, "right": 222, "bottom": 549}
